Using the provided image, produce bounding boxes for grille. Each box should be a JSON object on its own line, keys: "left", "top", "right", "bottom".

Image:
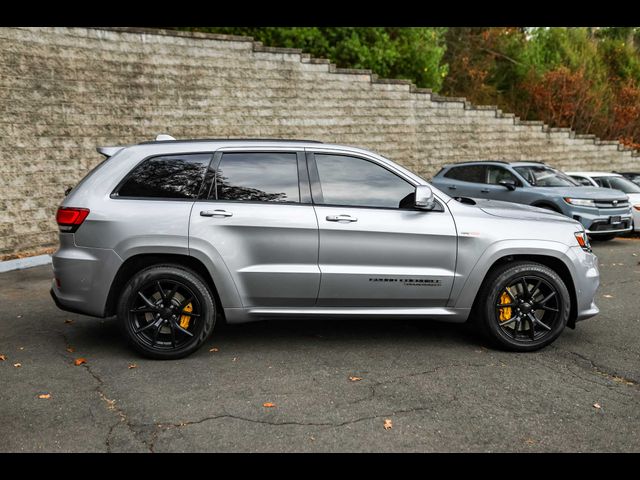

{"left": 590, "top": 220, "right": 631, "bottom": 232}
{"left": 595, "top": 200, "right": 629, "bottom": 209}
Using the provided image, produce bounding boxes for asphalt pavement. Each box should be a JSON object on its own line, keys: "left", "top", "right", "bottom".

{"left": 1, "top": 239, "right": 639, "bottom": 452}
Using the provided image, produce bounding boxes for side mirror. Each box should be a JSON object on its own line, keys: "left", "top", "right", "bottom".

{"left": 415, "top": 185, "right": 436, "bottom": 210}
{"left": 498, "top": 179, "right": 517, "bottom": 191}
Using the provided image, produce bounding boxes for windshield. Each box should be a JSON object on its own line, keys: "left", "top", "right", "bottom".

{"left": 595, "top": 176, "right": 640, "bottom": 194}
{"left": 514, "top": 165, "right": 580, "bottom": 187}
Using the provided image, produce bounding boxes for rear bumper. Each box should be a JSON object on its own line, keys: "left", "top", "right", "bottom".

{"left": 51, "top": 234, "right": 122, "bottom": 318}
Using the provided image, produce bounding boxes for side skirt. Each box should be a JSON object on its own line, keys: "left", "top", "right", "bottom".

{"left": 223, "top": 306, "right": 471, "bottom": 324}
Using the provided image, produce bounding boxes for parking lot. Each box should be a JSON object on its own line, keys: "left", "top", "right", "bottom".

{"left": 1, "top": 238, "right": 639, "bottom": 452}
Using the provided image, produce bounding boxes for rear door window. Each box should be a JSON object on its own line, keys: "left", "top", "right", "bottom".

{"left": 443, "top": 165, "right": 488, "bottom": 184}
{"left": 213, "top": 152, "right": 300, "bottom": 203}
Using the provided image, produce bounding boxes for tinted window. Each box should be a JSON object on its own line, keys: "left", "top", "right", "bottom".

{"left": 215, "top": 153, "right": 300, "bottom": 203}
{"left": 315, "top": 154, "right": 414, "bottom": 208}
{"left": 594, "top": 176, "right": 640, "bottom": 194}
{"left": 444, "top": 165, "right": 488, "bottom": 183}
{"left": 514, "top": 166, "right": 579, "bottom": 187}
{"left": 571, "top": 176, "right": 594, "bottom": 186}
{"left": 486, "top": 166, "right": 519, "bottom": 185}
{"left": 117, "top": 154, "right": 211, "bottom": 199}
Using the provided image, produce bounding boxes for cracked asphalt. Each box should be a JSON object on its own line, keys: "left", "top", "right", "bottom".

{"left": 1, "top": 239, "right": 639, "bottom": 452}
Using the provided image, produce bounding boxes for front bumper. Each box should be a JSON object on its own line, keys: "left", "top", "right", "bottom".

{"left": 567, "top": 246, "right": 600, "bottom": 323}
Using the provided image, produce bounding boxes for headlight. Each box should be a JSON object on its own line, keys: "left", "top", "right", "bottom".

{"left": 564, "top": 197, "right": 596, "bottom": 208}
{"left": 574, "top": 231, "right": 591, "bottom": 252}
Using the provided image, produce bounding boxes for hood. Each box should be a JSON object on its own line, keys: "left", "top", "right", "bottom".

{"left": 473, "top": 198, "right": 580, "bottom": 226}
{"left": 532, "top": 186, "right": 628, "bottom": 201}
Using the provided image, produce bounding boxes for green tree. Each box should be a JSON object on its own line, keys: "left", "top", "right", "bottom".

{"left": 179, "top": 27, "right": 448, "bottom": 90}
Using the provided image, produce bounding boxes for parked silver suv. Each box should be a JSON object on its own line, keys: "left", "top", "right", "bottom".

{"left": 51, "top": 138, "right": 600, "bottom": 359}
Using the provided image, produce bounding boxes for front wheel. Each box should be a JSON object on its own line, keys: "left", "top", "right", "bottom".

{"left": 475, "top": 262, "right": 571, "bottom": 351}
{"left": 117, "top": 265, "right": 216, "bottom": 359}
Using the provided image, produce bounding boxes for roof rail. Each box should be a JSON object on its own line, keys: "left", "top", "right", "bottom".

{"left": 137, "top": 138, "right": 324, "bottom": 145}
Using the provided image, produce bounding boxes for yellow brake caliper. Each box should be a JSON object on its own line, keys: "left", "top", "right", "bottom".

{"left": 179, "top": 302, "right": 193, "bottom": 329}
{"left": 498, "top": 291, "right": 512, "bottom": 322}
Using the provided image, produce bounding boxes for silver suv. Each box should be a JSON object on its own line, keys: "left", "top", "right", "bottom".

{"left": 51, "top": 138, "right": 600, "bottom": 359}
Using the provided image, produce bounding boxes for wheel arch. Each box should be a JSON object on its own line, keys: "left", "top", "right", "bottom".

{"left": 471, "top": 254, "right": 578, "bottom": 329}
{"left": 104, "top": 253, "right": 230, "bottom": 318}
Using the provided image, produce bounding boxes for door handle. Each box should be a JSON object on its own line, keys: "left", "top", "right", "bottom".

{"left": 326, "top": 214, "right": 358, "bottom": 223}
{"left": 200, "top": 209, "right": 233, "bottom": 218}
{"left": 448, "top": 185, "right": 457, "bottom": 190}
{"left": 480, "top": 189, "right": 490, "bottom": 193}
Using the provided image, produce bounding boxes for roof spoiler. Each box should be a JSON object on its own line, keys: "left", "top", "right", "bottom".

{"left": 97, "top": 146, "right": 124, "bottom": 158}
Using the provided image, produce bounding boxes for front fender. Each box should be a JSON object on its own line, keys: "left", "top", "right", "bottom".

{"left": 450, "top": 239, "right": 575, "bottom": 310}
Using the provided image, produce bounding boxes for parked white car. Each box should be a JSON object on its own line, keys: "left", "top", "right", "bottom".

{"left": 566, "top": 172, "right": 640, "bottom": 232}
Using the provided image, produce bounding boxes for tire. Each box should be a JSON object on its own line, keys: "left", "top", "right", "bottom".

{"left": 117, "top": 264, "right": 216, "bottom": 359}
{"left": 589, "top": 233, "right": 616, "bottom": 241}
{"left": 474, "top": 261, "right": 571, "bottom": 352}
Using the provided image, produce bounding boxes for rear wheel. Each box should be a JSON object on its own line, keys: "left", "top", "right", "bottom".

{"left": 475, "top": 262, "right": 570, "bottom": 351}
{"left": 117, "top": 265, "right": 216, "bottom": 359}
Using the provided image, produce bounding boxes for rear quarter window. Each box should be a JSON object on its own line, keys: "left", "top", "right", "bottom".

{"left": 115, "top": 154, "right": 212, "bottom": 199}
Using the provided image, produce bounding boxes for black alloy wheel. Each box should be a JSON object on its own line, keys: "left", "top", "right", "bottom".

{"left": 495, "top": 275, "right": 561, "bottom": 342}
{"left": 118, "top": 265, "right": 216, "bottom": 359}
{"left": 476, "top": 261, "right": 571, "bottom": 351}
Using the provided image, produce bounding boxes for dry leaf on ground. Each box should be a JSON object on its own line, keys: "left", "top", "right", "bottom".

{"left": 0, "top": 354, "right": 6, "bottom": 361}
{"left": 263, "top": 402, "right": 276, "bottom": 408}
{"left": 38, "top": 393, "right": 51, "bottom": 399}
{"left": 66, "top": 347, "right": 75, "bottom": 353}
{"left": 13, "top": 363, "right": 21, "bottom": 368}
{"left": 74, "top": 358, "right": 87, "bottom": 366}
{"left": 383, "top": 419, "right": 393, "bottom": 430}
{"left": 349, "top": 376, "right": 363, "bottom": 382}
{"left": 128, "top": 364, "right": 137, "bottom": 369}
{"left": 64, "top": 319, "right": 74, "bottom": 324}
{"left": 209, "top": 347, "right": 219, "bottom": 352}
{"left": 593, "top": 402, "right": 602, "bottom": 410}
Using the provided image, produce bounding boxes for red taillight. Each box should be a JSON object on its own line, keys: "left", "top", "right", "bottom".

{"left": 56, "top": 207, "right": 90, "bottom": 233}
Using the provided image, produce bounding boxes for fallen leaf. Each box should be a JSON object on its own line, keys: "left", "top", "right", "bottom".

{"left": 593, "top": 402, "right": 602, "bottom": 410}
{"left": 209, "top": 347, "right": 219, "bottom": 352}
{"left": 602, "top": 294, "right": 613, "bottom": 298}
{"left": 349, "top": 376, "right": 363, "bottom": 382}
{"left": 128, "top": 363, "right": 137, "bottom": 369}
{"left": 64, "top": 319, "right": 73, "bottom": 324}
{"left": 74, "top": 358, "right": 87, "bottom": 366}
{"left": 38, "top": 393, "right": 51, "bottom": 399}
{"left": 66, "top": 346, "right": 75, "bottom": 353}
{"left": 263, "top": 402, "right": 276, "bottom": 408}
{"left": 383, "top": 419, "right": 393, "bottom": 430}
{"left": 0, "top": 354, "right": 6, "bottom": 361}
{"left": 525, "top": 438, "right": 536, "bottom": 445}
{"left": 13, "top": 363, "right": 22, "bottom": 368}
